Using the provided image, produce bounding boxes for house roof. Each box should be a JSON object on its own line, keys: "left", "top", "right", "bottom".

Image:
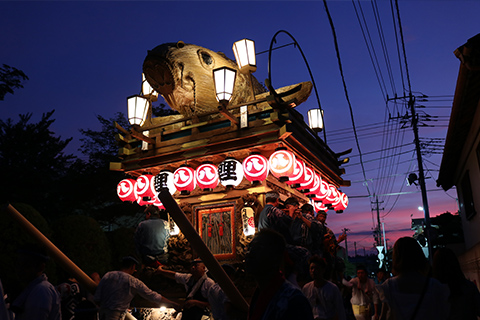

{"left": 437, "top": 33, "right": 480, "bottom": 191}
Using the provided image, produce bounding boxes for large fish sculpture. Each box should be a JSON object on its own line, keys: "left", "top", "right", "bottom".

{"left": 143, "top": 41, "right": 312, "bottom": 116}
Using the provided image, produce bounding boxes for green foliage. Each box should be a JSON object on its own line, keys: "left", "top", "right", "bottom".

{"left": 52, "top": 215, "right": 111, "bottom": 277}
{"left": 152, "top": 102, "right": 179, "bottom": 117}
{"left": 0, "top": 64, "right": 28, "bottom": 100}
{"left": 0, "top": 110, "right": 75, "bottom": 218}
{"left": 78, "top": 112, "right": 128, "bottom": 168}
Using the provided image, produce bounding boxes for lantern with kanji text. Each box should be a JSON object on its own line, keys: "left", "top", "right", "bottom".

{"left": 286, "top": 159, "right": 306, "bottom": 188}
{"left": 219, "top": 158, "right": 244, "bottom": 188}
{"left": 174, "top": 165, "right": 196, "bottom": 195}
{"left": 196, "top": 163, "right": 219, "bottom": 191}
{"left": 269, "top": 149, "right": 296, "bottom": 182}
{"left": 135, "top": 173, "right": 156, "bottom": 199}
{"left": 305, "top": 172, "right": 322, "bottom": 197}
{"left": 117, "top": 178, "right": 137, "bottom": 202}
{"left": 298, "top": 166, "right": 315, "bottom": 192}
{"left": 243, "top": 154, "right": 269, "bottom": 184}
{"left": 154, "top": 170, "right": 176, "bottom": 195}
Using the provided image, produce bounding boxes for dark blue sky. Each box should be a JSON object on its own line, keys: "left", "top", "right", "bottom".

{"left": 2, "top": 0, "right": 477, "bottom": 253}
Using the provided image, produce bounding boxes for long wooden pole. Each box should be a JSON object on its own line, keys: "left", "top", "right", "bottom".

{"left": 157, "top": 191, "right": 249, "bottom": 312}
{"left": 3, "top": 204, "right": 98, "bottom": 294}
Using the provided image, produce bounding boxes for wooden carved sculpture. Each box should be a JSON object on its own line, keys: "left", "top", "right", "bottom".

{"left": 143, "top": 41, "right": 312, "bottom": 116}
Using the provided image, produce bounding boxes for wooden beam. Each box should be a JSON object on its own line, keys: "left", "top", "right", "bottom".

{"left": 129, "top": 129, "right": 155, "bottom": 144}
{"left": 218, "top": 105, "right": 239, "bottom": 125}
{"left": 3, "top": 204, "right": 98, "bottom": 294}
{"left": 158, "top": 191, "right": 249, "bottom": 313}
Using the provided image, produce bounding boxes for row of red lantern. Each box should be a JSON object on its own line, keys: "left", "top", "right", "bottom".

{"left": 116, "top": 150, "right": 348, "bottom": 212}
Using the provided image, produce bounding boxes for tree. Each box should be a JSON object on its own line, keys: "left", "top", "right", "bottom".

{"left": 0, "top": 110, "right": 75, "bottom": 218}
{"left": 0, "top": 64, "right": 29, "bottom": 100}
{"left": 73, "top": 112, "right": 139, "bottom": 226}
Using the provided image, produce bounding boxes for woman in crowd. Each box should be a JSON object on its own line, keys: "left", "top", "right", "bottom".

{"left": 376, "top": 237, "right": 450, "bottom": 320}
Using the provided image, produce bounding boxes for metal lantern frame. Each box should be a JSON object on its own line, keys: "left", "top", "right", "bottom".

{"left": 232, "top": 38, "right": 257, "bottom": 73}
{"left": 127, "top": 95, "right": 150, "bottom": 126}
{"left": 213, "top": 67, "right": 237, "bottom": 104}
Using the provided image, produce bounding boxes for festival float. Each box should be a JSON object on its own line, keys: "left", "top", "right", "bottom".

{"left": 111, "top": 37, "right": 351, "bottom": 266}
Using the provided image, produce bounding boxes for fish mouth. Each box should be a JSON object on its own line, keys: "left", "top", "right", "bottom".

{"left": 143, "top": 55, "right": 175, "bottom": 97}
{"left": 143, "top": 42, "right": 196, "bottom": 115}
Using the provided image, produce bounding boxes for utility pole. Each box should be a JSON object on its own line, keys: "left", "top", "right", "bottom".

{"left": 342, "top": 228, "right": 350, "bottom": 261}
{"left": 354, "top": 241, "right": 357, "bottom": 257}
{"left": 387, "top": 94, "right": 434, "bottom": 261}
{"left": 372, "top": 197, "right": 384, "bottom": 246}
{"left": 409, "top": 94, "right": 433, "bottom": 261}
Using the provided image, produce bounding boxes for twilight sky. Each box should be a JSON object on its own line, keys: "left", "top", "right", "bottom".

{"left": 1, "top": 0, "right": 477, "bottom": 255}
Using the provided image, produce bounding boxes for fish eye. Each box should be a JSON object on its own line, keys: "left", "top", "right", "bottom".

{"left": 201, "top": 52, "right": 213, "bottom": 65}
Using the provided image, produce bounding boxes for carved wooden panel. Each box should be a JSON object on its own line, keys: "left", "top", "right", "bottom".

{"left": 195, "top": 202, "right": 236, "bottom": 259}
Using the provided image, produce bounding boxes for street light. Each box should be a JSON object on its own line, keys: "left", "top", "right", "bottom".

{"left": 307, "top": 108, "right": 324, "bottom": 132}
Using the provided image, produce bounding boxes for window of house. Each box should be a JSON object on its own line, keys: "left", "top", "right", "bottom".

{"left": 460, "top": 170, "right": 476, "bottom": 220}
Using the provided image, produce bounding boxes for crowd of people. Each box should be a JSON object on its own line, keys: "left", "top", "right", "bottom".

{"left": 2, "top": 194, "right": 480, "bottom": 320}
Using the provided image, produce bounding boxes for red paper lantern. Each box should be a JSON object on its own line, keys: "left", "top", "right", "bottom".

{"left": 305, "top": 173, "right": 322, "bottom": 196}
{"left": 137, "top": 194, "right": 153, "bottom": 206}
{"left": 313, "top": 201, "right": 329, "bottom": 213}
{"left": 136, "top": 174, "right": 156, "bottom": 198}
{"left": 117, "top": 178, "right": 137, "bottom": 202}
{"left": 334, "top": 192, "right": 348, "bottom": 213}
{"left": 269, "top": 149, "right": 296, "bottom": 181}
{"left": 324, "top": 184, "right": 340, "bottom": 207}
{"left": 174, "top": 165, "right": 196, "bottom": 194}
{"left": 243, "top": 154, "right": 269, "bottom": 183}
{"left": 196, "top": 163, "right": 219, "bottom": 191}
{"left": 298, "top": 166, "right": 315, "bottom": 191}
{"left": 286, "top": 159, "right": 306, "bottom": 186}
{"left": 151, "top": 194, "right": 166, "bottom": 209}
{"left": 312, "top": 180, "right": 330, "bottom": 202}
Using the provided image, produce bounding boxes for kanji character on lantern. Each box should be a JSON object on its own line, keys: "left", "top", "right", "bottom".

{"left": 154, "top": 170, "right": 177, "bottom": 195}
{"left": 269, "top": 149, "right": 296, "bottom": 181}
{"left": 243, "top": 154, "right": 269, "bottom": 184}
{"left": 286, "top": 159, "right": 306, "bottom": 188}
{"left": 334, "top": 192, "right": 348, "bottom": 213}
{"left": 196, "top": 163, "right": 219, "bottom": 191}
{"left": 173, "top": 165, "right": 196, "bottom": 195}
{"left": 117, "top": 178, "right": 137, "bottom": 202}
{"left": 219, "top": 158, "right": 244, "bottom": 188}
{"left": 136, "top": 174, "right": 156, "bottom": 198}
{"left": 298, "top": 166, "right": 315, "bottom": 192}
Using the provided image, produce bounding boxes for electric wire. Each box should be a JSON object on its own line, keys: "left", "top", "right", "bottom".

{"left": 323, "top": 0, "right": 372, "bottom": 198}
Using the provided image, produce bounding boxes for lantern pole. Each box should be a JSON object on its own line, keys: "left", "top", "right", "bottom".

{"left": 3, "top": 204, "right": 98, "bottom": 294}
{"left": 266, "top": 30, "right": 327, "bottom": 143}
{"left": 158, "top": 190, "right": 249, "bottom": 313}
